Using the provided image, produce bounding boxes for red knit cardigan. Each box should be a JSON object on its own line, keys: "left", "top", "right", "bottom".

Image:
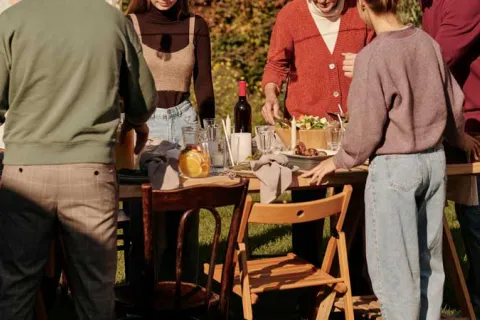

{"left": 262, "top": 0, "right": 374, "bottom": 118}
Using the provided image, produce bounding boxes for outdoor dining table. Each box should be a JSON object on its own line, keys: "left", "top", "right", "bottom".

{"left": 120, "top": 162, "right": 480, "bottom": 319}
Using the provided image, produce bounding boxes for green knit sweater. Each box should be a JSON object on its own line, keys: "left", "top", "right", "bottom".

{"left": 0, "top": 0, "right": 157, "bottom": 165}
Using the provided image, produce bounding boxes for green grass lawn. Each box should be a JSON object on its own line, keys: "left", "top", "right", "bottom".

{"left": 48, "top": 196, "right": 468, "bottom": 319}
{"left": 112, "top": 196, "right": 469, "bottom": 319}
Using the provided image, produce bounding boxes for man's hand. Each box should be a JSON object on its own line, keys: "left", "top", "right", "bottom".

{"left": 120, "top": 121, "right": 149, "bottom": 155}
{"left": 261, "top": 95, "right": 282, "bottom": 125}
{"left": 342, "top": 53, "right": 356, "bottom": 78}
{"left": 463, "top": 134, "right": 480, "bottom": 161}
{"left": 300, "top": 157, "right": 337, "bottom": 185}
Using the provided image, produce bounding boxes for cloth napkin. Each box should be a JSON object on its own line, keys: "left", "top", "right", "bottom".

{"left": 250, "top": 154, "right": 292, "bottom": 203}
{"left": 139, "top": 140, "right": 181, "bottom": 190}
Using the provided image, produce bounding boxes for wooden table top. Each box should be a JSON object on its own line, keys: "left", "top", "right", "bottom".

{"left": 119, "top": 162, "right": 480, "bottom": 200}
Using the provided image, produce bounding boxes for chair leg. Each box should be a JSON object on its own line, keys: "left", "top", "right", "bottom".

{"left": 239, "top": 243, "right": 253, "bottom": 320}
{"left": 123, "top": 223, "right": 131, "bottom": 283}
{"left": 35, "top": 290, "right": 48, "bottom": 320}
{"left": 315, "top": 288, "right": 337, "bottom": 320}
{"left": 338, "top": 232, "right": 354, "bottom": 320}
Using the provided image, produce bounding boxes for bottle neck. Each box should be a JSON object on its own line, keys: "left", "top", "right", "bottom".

{"left": 238, "top": 80, "right": 247, "bottom": 98}
{"left": 238, "top": 96, "right": 247, "bottom": 101}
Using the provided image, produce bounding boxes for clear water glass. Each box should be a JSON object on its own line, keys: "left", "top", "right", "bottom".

{"left": 326, "top": 125, "right": 345, "bottom": 151}
{"left": 202, "top": 118, "right": 219, "bottom": 142}
{"left": 255, "top": 125, "right": 275, "bottom": 155}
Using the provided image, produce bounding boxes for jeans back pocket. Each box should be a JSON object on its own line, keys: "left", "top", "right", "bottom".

{"left": 385, "top": 156, "right": 422, "bottom": 192}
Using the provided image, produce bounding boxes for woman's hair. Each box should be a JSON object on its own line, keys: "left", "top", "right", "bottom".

{"left": 125, "top": 0, "right": 190, "bottom": 18}
{"left": 363, "top": 0, "right": 398, "bottom": 13}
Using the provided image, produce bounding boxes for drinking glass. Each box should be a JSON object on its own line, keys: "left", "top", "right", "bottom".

{"left": 202, "top": 118, "right": 219, "bottom": 142}
{"left": 326, "top": 125, "right": 345, "bottom": 151}
{"left": 255, "top": 125, "right": 275, "bottom": 155}
{"left": 207, "top": 126, "right": 225, "bottom": 168}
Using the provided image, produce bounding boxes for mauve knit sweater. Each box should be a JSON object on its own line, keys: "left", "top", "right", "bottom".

{"left": 334, "top": 26, "right": 465, "bottom": 169}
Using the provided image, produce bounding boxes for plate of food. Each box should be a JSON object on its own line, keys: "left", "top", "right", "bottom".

{"left": 281, "top": 142, "right": 337, "bottom": 170}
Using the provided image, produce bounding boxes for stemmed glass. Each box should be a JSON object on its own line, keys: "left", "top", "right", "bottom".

{"left": 255, "top": 125, "right": 275, "bottom": 155}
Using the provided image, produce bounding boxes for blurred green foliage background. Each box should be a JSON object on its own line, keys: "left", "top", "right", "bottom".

{"left": 121, "top": 0, "right": 422, "bottom": 125}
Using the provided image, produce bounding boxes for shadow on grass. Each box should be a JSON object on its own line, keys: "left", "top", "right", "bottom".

{"left": 198, "top": 222, "right": 292, "bottom": 265}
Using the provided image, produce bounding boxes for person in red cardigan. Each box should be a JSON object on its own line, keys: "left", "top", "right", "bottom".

{"left": 261, "top": 0, "right": 373, "bottom": 123}
{"left": 260, "top": 2, "right": 374, "bottom": 304}
{"left": 422, "top": 0, "right": 480, "bottom": 312}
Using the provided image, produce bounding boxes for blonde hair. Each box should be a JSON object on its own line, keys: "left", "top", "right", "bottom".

{"left": 363, "top": 0, "right": 398, "bottom": 13}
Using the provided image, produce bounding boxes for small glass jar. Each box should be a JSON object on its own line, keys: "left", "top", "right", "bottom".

{"left": 178, "top": 126, "right": 210, "bottom": 178}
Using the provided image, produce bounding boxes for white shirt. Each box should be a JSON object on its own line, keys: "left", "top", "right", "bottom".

{"left": 307, "top": 0, "right": 342, "bottom": 54}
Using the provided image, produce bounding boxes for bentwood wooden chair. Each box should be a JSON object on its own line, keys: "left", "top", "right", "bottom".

{"left": 139, "top": 178, "right": 249, "bottom": 319}
{"left": 207, "top": 185, "right": 354, "bottom": 320}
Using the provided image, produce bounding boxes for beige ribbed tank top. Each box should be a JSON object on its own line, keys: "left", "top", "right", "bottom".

{"left": 130, "top": 14, "right": 195, "bottom": 92}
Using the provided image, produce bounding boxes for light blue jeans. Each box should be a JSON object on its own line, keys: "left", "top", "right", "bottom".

{"left": 365, "top": 147, "right": 446, "bottom": 320}
{"left": 147, "top": 100, "right": 198, "bottom": 146}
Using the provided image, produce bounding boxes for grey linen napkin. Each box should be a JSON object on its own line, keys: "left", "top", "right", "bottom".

{"left": 139, "top": 140, "right": 181, "bottom": 190}
{"left": 250, "top": 154, "right": 292, "bottom": 203}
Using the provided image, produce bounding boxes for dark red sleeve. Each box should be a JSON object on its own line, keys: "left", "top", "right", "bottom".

{"left": 193, "top": 16, "right": 215, "bottom": 121}
{"left": 434, "top": 0, "right": 480, "bottom": 68}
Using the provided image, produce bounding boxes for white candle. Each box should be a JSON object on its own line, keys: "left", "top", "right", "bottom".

{"left": 226, "top": 115, "right": 231, "bottom": 137}
{"left": 291, "top": 117, "right": 296, "bottom": 150}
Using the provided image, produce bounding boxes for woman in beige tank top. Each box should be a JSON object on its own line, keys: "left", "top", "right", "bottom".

{"left": 126, "top": 0, "right": 215, "bottom": 147}
{"left": 124, "top": 0, "right": 215, "bottom": 287}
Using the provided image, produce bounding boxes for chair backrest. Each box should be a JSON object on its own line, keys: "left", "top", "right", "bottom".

{"left": 237, "top": 185, "right": 352, "bottom": 243}
{"left": 141, "top": 178, "right": 249, "bottom": 315}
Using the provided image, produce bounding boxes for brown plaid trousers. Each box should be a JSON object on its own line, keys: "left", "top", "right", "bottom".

{"left": 0, "top": 164, "right": 118, "bottom": 320}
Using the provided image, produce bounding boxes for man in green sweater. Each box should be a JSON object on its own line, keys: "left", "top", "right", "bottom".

{"left": 0, "top": 0, "right": 157, "bottom": 319}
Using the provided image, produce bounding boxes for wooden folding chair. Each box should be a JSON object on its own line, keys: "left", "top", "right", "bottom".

{"left": 207, "top": 185, "right": 354, "bottom": 320}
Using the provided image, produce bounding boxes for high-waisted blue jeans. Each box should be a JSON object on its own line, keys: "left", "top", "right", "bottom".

{"left": 365, "top": 147, "right": 446, "bottom": 320}
{"left": 147, "top": 100, "right": 198, "bottom": 146}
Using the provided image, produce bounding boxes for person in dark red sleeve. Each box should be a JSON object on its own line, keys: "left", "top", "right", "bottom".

{"left": 421, "top": 0, "right": 480, "bottom": 312}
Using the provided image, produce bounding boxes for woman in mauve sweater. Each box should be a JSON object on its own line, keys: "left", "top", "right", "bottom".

{"left": 303, "top": 0, "right": 480, "bottom": 318}
{"left": 261, "top": 0, "right": 374, "bottom": 123}
{"left": 126, "top": 0, "right": 214, "bottom": 146}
